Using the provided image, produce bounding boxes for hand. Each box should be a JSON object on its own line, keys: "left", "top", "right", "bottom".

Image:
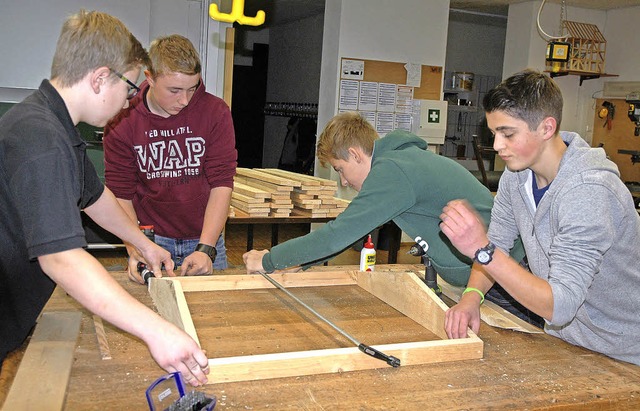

{"left": 181, "top": 251, "right": 213, "bottom": 276}
{"left": 146, "top": 325, "right": 210, "bottom": 387}
{"left": 243, "top": 250, "right": 269, "bottom": 273}
{"left": 125, "top": 245, "right": 145, "bottom": 284}
{"left": 445, "top": 296, "right": 482, "bottom": 339}
{"left": 440, "top": 199, "right": 489, "bottom": 258}
{"left": 138, "top": 241, "right": 176, "bottom": 279}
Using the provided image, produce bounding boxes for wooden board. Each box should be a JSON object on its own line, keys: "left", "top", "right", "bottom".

{"left": 148, "top": 270, "right": 483, "bottom": 384}
{"left": 2, "top": 312, "right": 82, "bottom": 411}
{"left": 592, "top": 98, "right": 640, "bottom": 182}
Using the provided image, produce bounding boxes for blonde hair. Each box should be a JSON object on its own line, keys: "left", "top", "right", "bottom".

{"left": 316, "top": 112, "right": 378, "bottom": 167}
{"left": 51, "top": 9, "right": 149, "bottom": 87}
{"left": 147, "top": 34, "right": 201, "bottom": 78}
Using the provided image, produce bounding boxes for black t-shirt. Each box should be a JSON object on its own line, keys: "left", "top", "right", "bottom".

{"left": 0, "top": 80, "right": 104, "bottom": 361}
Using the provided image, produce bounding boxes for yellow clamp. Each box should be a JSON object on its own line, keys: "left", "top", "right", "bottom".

{"left": 209, "top": 0, "right": 265, "bottom": 26}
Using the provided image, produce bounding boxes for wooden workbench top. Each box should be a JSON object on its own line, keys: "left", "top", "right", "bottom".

{"left": 1, "top": 265, "right": 639, "bottom": 410}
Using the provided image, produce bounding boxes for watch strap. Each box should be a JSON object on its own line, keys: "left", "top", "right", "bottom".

{"left": 473, "top": 242, "right": 495, "bottom": 265}
{"left": 195, "top": 243, "right": 217, "bottom": 261}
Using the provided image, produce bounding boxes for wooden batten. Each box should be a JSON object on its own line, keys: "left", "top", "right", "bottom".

{"left": 149, "top": 278, "right": 200, "bottom": 345}
{"left": 2, "top": 312, "right": 82, "bottom": 410}
{"left": 149, "top": 270, "right": 483, "bottom": 384}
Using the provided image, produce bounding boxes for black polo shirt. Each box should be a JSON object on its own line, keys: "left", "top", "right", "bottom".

{"left": 0, "top": 80, "right": 104, "bottom": 362}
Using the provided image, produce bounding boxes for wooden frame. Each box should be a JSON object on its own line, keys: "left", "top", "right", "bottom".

{"left": 149, "top": 270, "right": 483, "bottom": 384}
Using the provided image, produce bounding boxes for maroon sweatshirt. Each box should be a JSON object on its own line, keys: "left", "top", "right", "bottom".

{"left": 104, "top": 80, "right": 237, "bottom": 239}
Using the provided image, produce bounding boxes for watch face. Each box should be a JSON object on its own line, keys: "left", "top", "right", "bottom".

{"left": 477, "top": 251, "right": 490, "bottom": 263}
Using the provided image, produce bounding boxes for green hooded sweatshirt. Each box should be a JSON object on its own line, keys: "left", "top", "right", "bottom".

{"left": 263, "top": 130, "right": 524, "bottom": 286}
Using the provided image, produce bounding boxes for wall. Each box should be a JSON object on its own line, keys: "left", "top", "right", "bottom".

{"left": 445, "top": 18, "right": 506, "bottom": 78}
{"left": 262, "top": 13, "right": 325, "bottom": 168}
{"left": 443, "top": 13, "right": 507, "bottom": 160}
{"left": 0, "top": 0, "right": 228, "bottom": 101}
{"left": 233, "top": 28, "right": 270, "bottom": 67}
{"left": 0, "top": 0, "right": 150, "bottom": 100}
{"left": 317, "top": 0, "right": 450, "bottom": 193}
{"left": 503, "top": 1, "right": 610, "bottom": 143}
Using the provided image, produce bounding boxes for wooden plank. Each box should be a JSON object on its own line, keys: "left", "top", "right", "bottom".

{"left": 149, "top": 279, "right": 200, "bottom": 345}
{"left": 150, "top": 271, "right": 483, "bottom": 385}
{"left": 230, "top": 198, "right": 270, "bottom": 214}
{"left": 356, "top": 271, "right": 451, "bottom": 340}
{"left": 438, "top": 280, "right": 543, "bottom": 334}
{"left": 93, "top": 315, "right": 112, "bottom": 360}
{"left": 259, "top": 168, "right": 322, "bottom": 185}
{"left": 223, "top": 27, "right": 234, "bottom": 108}
{"left": 236, "top": 168, "right": 301, "bottom": 187}
{"left": 235, "top": 175, "right": 293, "bottom": 193}
{"left": 206, "top": 338, "right": 482, "bottom": 384}
{"left": 233, "top": 182, "right": 271, "bottom": 199}
{"left": 170, "top": 271, "right": 358, "bottom": 292}
{"left": 232, "top": 191, "right": 268, "bottom": 204}
{"left": 3, "top": 311, "right": 82, "bottom": 411}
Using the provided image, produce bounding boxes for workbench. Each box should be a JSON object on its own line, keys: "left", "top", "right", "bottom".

{"left": 1, "top": 265, "right": 639, "bottom": 410}
{"left": 226, "top": 209, "right": 403, "bottom": 263}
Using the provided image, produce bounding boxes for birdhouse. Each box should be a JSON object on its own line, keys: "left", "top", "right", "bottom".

{"left": 559, "top": 20, "right": 607, "bottom": 74}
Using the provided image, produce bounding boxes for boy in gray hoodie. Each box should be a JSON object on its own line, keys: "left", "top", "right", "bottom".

{"left": 441, "top": 69, "right": 640, "bottom": 365}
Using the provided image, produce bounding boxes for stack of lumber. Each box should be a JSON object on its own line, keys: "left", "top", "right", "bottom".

{"left": 230, "top": 167, "right": 350, "bottom": 218}
{"left": 258, "top": 169, "right": 349, "bottom": 218}
{"left": 232, "top": 168, "right": 297, "bottom": 217}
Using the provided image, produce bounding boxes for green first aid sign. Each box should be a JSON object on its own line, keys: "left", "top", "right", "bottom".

{"left": 427, "top": 109, "right": 441, "bottom": 123}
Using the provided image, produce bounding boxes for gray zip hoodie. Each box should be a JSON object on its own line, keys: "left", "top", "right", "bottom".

{"left": 488, "top": 132, "right": 640, "bottom": 365}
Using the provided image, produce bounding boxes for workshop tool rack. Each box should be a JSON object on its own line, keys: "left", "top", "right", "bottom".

{"left": 149, "top": 270, "right": 483, "bottom": 384}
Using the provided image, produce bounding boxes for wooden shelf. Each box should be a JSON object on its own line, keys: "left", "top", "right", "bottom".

{"left": 545, "top": 70, "right": 618, "bottom": 86}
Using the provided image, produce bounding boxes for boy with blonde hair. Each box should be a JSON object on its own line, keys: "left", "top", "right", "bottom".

{"left": 0, "top": 10, "right": 209, "bottom": 384}
{"left": 244, "top": 112, "right": 527, "bottom": 304}
{"left": 105, "top": 34, "right": 237, "bottom": 281}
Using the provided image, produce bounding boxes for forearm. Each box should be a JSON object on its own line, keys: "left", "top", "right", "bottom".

{"left": 84, "top": 188, "right": 148, "bottom": 251}
{"left": 484, "top": 250, "right": 554, "bottom": 320}
{"left": 199, "top": 187, "right": 232, "bottom": 245}
{"left": 462, "top": 264, "right": 496, "bottom": 304}
{"left": 38, "top": 249, "right": 169, "bottom": 342}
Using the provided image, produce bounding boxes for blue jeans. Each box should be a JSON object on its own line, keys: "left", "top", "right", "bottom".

{"left": 154, "top": 234, "right": 228, "bottom": 270}
{"left": 484, "top": 256, "right": 544, "bottom": 328}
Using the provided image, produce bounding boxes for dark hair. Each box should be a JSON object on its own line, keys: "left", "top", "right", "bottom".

{"left": 483, "top": 69, "right": 563, "bottom": 131}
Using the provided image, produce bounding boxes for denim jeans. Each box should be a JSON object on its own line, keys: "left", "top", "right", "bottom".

{"left": 154, "top": 234, "right": 228, "bottom": 270}
{"left": 484, "top": 256, "right": 544, "bottom": 328}
{"left": 485, "top": 283, "right": 544, "bottom": 328}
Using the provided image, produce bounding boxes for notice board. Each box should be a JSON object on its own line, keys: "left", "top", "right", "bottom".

{"left": 338, "top": 58, "right": 442, "bottom": 136}
{"left": 341, "top": 58, "right": 442, "bottom": 99}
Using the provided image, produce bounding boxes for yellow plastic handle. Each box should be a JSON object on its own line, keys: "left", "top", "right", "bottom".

{"left": 209, "top": 0, "right": 265, "bottom": 26}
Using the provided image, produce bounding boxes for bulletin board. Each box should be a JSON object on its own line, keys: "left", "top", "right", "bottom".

{"left": 592, "top": 98, "right": 640, "bottom": 183}
{"left": 338, "top": 58, "right": 443, "bottom": 136}
{"left": 341, "top": 58, "right": 442, "bottom": 100}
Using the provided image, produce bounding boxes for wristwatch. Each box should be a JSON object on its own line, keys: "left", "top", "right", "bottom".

{"left": 473, "top": 242, "right": 495, "bottom": 265}
{"left": 195, "top": 243, "right": 217, "bottom": 262}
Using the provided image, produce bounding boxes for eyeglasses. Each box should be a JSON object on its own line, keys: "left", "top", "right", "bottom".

{"left": 111, "top": 69, "right": 141, "bottom": 100}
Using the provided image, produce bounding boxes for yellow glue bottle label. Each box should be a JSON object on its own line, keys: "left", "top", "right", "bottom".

{"left": 359, "top": 234, "right": 376, "bottom": 271}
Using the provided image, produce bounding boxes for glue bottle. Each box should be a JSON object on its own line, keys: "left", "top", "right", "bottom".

{"left": 359, "top": 234, "right": 376, "bottom": 271}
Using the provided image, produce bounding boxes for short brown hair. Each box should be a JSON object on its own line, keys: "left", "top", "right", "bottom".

{"left": 316, "top": 112, "right": 378, "bottom": 167}
{"left": 483, "top": 69, "right": 563, "bottom": 131}
{"left": 147, "top": 34, "right": 201, "bottom": 78}
{"left": 51, "top": 9, "right": 149, "bottom": 87}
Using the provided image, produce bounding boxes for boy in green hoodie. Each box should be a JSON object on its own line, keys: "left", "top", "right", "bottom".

{"left": 244, "top": 112, "right": 536, "bottom": 323}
